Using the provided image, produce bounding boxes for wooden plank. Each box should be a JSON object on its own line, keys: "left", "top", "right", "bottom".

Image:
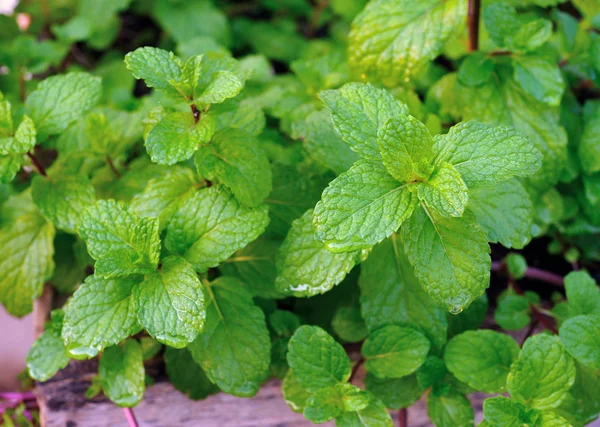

{"left": 36, "top": 358, "right": 491, "bottom": 427}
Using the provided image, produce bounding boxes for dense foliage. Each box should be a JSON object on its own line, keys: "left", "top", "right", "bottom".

{"left": 1, "top": 0, "right": 600, "bottom": 426}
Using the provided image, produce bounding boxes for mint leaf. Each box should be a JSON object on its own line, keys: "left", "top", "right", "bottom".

{"left": 447, "top": 294, "right": 488, "bottom": 338}
{"left": 319, "top": 82, "right": 409, "bottom": 159}
{"left": 378, "top": 115, "right": 434, "bottom": 183}
{"left": 133, "top": 256, "right": 205, "bottom": 348}
{"left": 195, "top": 128, "right": 272, "bottom": 207}
{"left": 335, "top": 396, "right": 394, "bottom": 427}
{"left": 188, "top": 277, "right": 270, "bottom": 397}
{"left": 303, "top": 385, "right": 346, "bottom": 423}
{"left": 444, "top": 330, "right": 520, "bottom": 393}
{"left": 0, "top": 116, "right": 36, "bottom": 155}
{"left": 348, "top": 0, "right": 467, "bottom": 85}
{"left": 165, "top": 186, "right": 269, "bottom": 272}
{"left": 25, "top": 72, "right": 102, "bottom": 140}
{"left": 508, "top": 335, "right": 576, "bottom": 410}
{"left": 560, "top": 314, "right": 600, "bottom": 370}
{"left": 494, "top": 291, "right": 531, "bottom": 330}
{"left": 401, "top": 205, "right": 490, "bottom": 312}
{"left": 130, "top": 166, "right": 200, "bottom": 230}
{"left": 365, "top": 373, "right": 425, "bottom": 410}
{"left": 62, "top": 275, "right": 141, "bottom": 357}
{"left": 468, "top": 179, "right": 534, "bottom": 249}
{"left": 0, "top": 212, "right": 55, "bottom": 317}
{"left": 0, "top": 154, "right": 24, "bottom": 183}
{"left": 124, "top": 47, "right": 183, "bottom": 97}
{"left": 512, "top": 55, "right": 564, "bottom": 107}
{"left": 99, "top": 340, "right": 145, "bottom": 407}
{"left": 332, "top": 306, "right": 369, "bottom": 343}
{"left": 417, "top": 163, "right": 468, "bottom": 218}
{"left": 26, "top": 310, "right": 69, "bottom": 381}
{"left": 276, "top": 209, "right": 361, "bottom": 297}
{"left": 564, "top": 271, "right": 600, "bottom": 316}
{"left": 164, "top": 347, "right": 218, "bottom": 400}
{"left": 291, "top": 109, "right": 358, "bottom": 175}
{"left": 145, "top": 112, "right": 215, "bottom": 165}
{"left": 314, "top": 160, "right": 417, "bottom": 252}
{"left": 362, "top": 325, "right": 430, "bottom": 379}
{"left": 283, "top": 370, "right": 311, "bottom": 413}
{"left": 483, "top": 396, "right": 540, "bottom": 426}
{"left": 457, "top": 52, "right": 495, "bottom": 87}
{"left": 78, "top": 200, "right": 161, "bottom": 277}
{"left": 31, "top": 174, "right": 95, "bottom": 233}
{"left": 433, "top": 121, "right": 542, "bottom": 188}
{"left": 578, "top": 104, "right": 600, "bottom": 175}
{"left": 427, "top": 390, "right": 474, "bottom": 427}
{"left": 359, "top": 237, "right": 448, "bottom": 351}
{"left": 287, "top": 325, "right": 351, "bottom": 392}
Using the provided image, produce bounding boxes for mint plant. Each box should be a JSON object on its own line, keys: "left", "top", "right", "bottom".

{"left": 1, "top": 0, "right": 599, "bottom": 426}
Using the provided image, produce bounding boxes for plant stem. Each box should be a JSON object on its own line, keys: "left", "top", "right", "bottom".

{"left": 520, "top": 319, "right": 539, "bottom": 346}
{"left": 307, "top": 0, "right": 328, "bottom": 37}
{"left": 123, "top": 407, "right": 139, "bottom": 427}
{"left": 18, "top": 70, "right": 26, "bottom": 102}
{"left": 349, "top": 356, "right": 364, "bottom": 383}
{"left": 531, "top": 305, "right": 558, "bottom": 334}
{"left": 467, "top": 0, "right": 481, "bottom": 52}
{"left": 106, "top": 155, "right": 121, "bottom": 179}
{"left": 190, "top": 104, "right": 200, "bottom": 123}
{"left": 398, "top": 408, "right": 408, "bottom": 427}
{"left": 491, "top": 261, "right": 564, "bottom": 287}
{"left": 27, "top": 152, "right": 47, "bottom": 177}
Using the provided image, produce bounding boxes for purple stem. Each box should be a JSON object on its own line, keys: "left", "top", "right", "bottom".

{"left": 0, "top": 392, "right": 36, "bottom": 401}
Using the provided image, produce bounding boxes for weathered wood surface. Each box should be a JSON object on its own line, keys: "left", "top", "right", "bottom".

{"left": 36, "top": 357, "right": 491, "bottom": 427}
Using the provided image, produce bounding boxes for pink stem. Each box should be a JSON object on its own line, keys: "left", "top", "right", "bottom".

{"left": 123, "top": 407, "right": 139, "bottom": 427}
{"left": 0, "top": 392, "right": 36, "bottom": 401}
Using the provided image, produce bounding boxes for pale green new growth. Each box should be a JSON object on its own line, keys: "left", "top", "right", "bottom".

{"left": 417, "top": 163, "right": 468, "bottom": 218}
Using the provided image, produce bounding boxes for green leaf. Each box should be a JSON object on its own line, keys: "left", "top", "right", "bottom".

{"left": 456, "top": 68, "right": 566, "bottom": 191}
{"left": 124, "top": 47, "right": 183, "bottom": 97}
{"left": 416, "top": 355, "right": 448, "bottom": 390}
{"left": 0, "top": 154, "right": 23, "bottom": 184}
{"left": 401, "top": 205, "right": 490, "bottom": 312}
{"left": 78, "top": 200, "right": 161, "bottom": 277}
{"left": 165, "top": 186, "right": 269, "bottom": 272}
{"left": 282, "top": 370, "right": 311, "bottom": 412}
{"left": 145, "top": 112, "right": 215, "bottom": 165}
{"left": 332, "top": 306, "right": 369, "bottom": 343}
{"left": 554, "top": 362, "right": 600, "bottom": 426}
{"left": 0, "top": 116, "right": 37, "bottom": 155}
{"left": 447, "top": 294, "right": 488, "bottom": 338}
{"left": 457, "top": 52, "right": 495, "bottom": 87}
{"left": 62, "top": 275, "right": 141, "bottom": 357}
{"left": 0, "top": 212, "right": 55, "bottom": 317}
{"left": 335, "top": 397, "right": 394, "bottom": 427}
{"left": 494, "top": 292, "right": 531, "bottom": 330}
{"left": 483, "top": 396, "right": 540, "bottom": 427}
{"left": 287, "top": 325, "right": 351, "bottom": 392}
{"left": 362, "top": 324, "right": 430, "bottom": 379}
{"left": 31, "top": 175, "right": 95, "bottom": 233}
{"left": 378, "top": 115, "right": 434, "bottom": 183}
{"left": 512, "top": 55, "right": 564, "bottom": 107}
{"left": 303, "top": 385, "right": 345, "bottom": 423}
{"left": 359, "top": 238, "right": 448, "bottom": 351}
{"left": 319, "top": 82, "right": 409, "bottom": 159}
{"left": 314, "top": 160, "right": 417, "bottom": 252}
{"left": 195, "top": 128, "right": 272, "bottom": 207}
{"left": 188, "top": 277, "right": 270, "bottom": 397}
{"left": 26, "top": 311, "right": 69, "bottom": 381}
{"left": 560, "top": 314, "right": 600, "bottom": 370}
{"left": 468, "top": 179, "right": 534, "bottom": 249}
{"left": 276, "top": 209, "right": 361, "bottom": 297}
{"left": 564, "top": 271, "right": 600, "bottom": 317}
{"left": 508, "top": 335, "right": 576, "bottom": 410}
{"left": 417, "top": 163, "right": 468, "bottom": 218}
{"left": 578, "top": 107, "right": 600, "bottom": 175}
{"left": 433, "top": 121, "right": 542, "bottom": 188}
{"left": 164, "top": 347, "right": 218, "bottom": 400}
{"left": 25, "top": 72, "right": 102, "bottom": 140}
{"left": 427, "top": 390, "right": 474, "bottom": 427}
{"left": 444, "top": 330, "right": 520, "bottom": 393}
{"left": 348, "top": 0, "right": 467, "bottom": 86}
{"left": 133, "top": 256, "right": 205, "bottom": 348}
{"left": 130, "top": 166, "right": 200, "bottom": 231}
{"left": 506, "top": 253, "right": 528, "bottom": 280}
{"left": 99, "top": 340, "right": 145, "bottom": 407}
{"left": 291, "top": 109, "right": 358, "bottom": 175}
{"left": 365, "top": 373, "right": 425, "bottom": 409}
